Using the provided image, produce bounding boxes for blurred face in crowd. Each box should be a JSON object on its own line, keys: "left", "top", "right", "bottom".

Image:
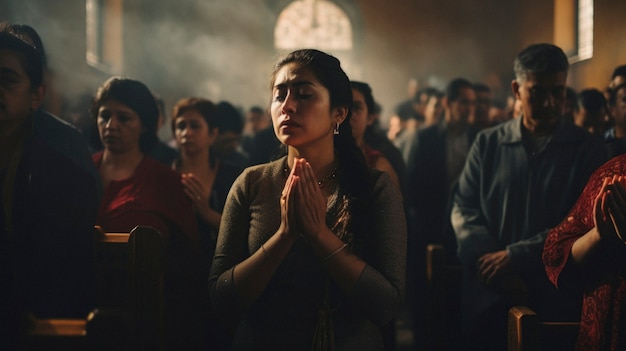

{"left": 474, "top": 90, "right": 492, "bottom": 124}
{"left": 174, "top": 109, "right": 217, "bottom": 156}
{"left": 386, "top": 115, "right": 403, "bottom": 140}
{"left": 97, "top": 100, "right": 143, "bottom": 154}
{"left": 413, "top": 91, "right": 429, "bottom": 117}
{"left": 0, "top": 48, "right": 43, "bottom": 125}
{"left": 575, "top": 105, "right": 606, "bottom": 135}
{"left": 424, "top": 95, "right": 443, "bottom": 126}
{"left": 610, "top": 86, "right": 626, "bottom": 130}
{"left": 445, "top": 87, "right": 476, "bottom": 126}
{"left": 350, "top": 87, "right": 371, "bottom": 143}
{"left": 213, "top": 131, "right": 242, "bottom": 157}
{"left": 610, "top": 75, "right": 625, "bottom": 90}
{"left": 271, "top": 62, "right": 344, "bottom": 149}
{"left": 513, "top": 71, "right": 567, "bottom": 133}
{"left": 246, "top": 109, "right": 269, "bottom": 134}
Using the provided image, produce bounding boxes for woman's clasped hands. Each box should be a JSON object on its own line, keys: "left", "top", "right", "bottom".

{"left": 595, "top": 175, "right": 626, "bottom": 245}
{"left": 182, "top": 173, "right": 211, "bottom": 212}
{"left": 181, "top": 173, "right": 221, "bottom": 229}
{"left": 280, "top": 157, "right": 330, "bottom": 241}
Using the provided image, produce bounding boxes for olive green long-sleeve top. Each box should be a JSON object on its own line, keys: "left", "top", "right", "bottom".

{"left": 209, "top": 157, "right": 406, "bottom": 350}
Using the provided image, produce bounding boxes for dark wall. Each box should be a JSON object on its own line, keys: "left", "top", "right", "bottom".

{"left": 355, "top": 0, "right": 522, "bottom": 112}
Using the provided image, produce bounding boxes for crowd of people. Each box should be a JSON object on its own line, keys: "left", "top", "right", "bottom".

{"left": 2, "top": 20, "right": 626, "bottom": 351}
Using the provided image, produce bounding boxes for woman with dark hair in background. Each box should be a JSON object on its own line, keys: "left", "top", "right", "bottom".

{"left": 574, "top": 88, "right": 608, "bottom": 137}
{"left": 91, "top": 77, "right": 205, "bottom": 350}
{"left": 350, "top": 81, "right": 400, "bottom": 190}
{"left": 209, "top": 49, "right": 406, "bottom": 350}
{"left": 171, "top": 96, "right": 242, "bottom": 350}
{"left": 171, "top": 97, "right": 242, "bottom": 268}
{"left": 92, "top": 77, "right": 196, "bottom": 240}
{"left": 350, "top": 80, "right": 404, "bottom": 349}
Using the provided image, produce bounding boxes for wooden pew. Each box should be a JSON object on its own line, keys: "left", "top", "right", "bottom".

{"left": 22, "top": 317, "right": 88, "bottom": 351}
{"left": 23, "top": 309, "right": 132, "bottom": 351}
{"left": 25, "top": 225, "right": 164, "bottom": 351}
{"left": 507, "top": 305, "right": 580, "bottom": 351}
{"left": 425, "top": 244, "right": 464, "bottom": 350}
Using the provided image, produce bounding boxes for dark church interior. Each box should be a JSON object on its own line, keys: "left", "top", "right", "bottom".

{"left": 2, "top": 0, "right": 626, "bottom": 350}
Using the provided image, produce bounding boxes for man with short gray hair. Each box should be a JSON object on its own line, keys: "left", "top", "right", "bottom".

{"left": 451, "top": 43, "right": 606, "bottom": 350}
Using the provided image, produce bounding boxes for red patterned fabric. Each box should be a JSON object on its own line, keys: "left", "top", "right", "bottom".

{"left": 543, "top": 154, "right": 626, "bottom": 351}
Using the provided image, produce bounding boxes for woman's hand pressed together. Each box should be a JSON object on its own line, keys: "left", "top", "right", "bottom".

{"left": 292, "top": 158, "right": 331, "bottom": 241}
{"left": 279, "top": 160, "right": 298, "bottom": 238}
{"left": 604, "top": 175, "right": 626, "bottom": 244}
{"left": 182, "top": 173, "right": 220, "bottom": 229}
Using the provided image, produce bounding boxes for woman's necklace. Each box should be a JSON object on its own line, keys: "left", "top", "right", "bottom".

{"left": 317, "top": 167, "right": 339, "bottom": 188}
{"left": 282, "top": 164, "right": 339, "bottom": 188}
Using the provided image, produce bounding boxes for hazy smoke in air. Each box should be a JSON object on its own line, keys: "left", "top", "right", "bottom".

{"left": 1, "top": 0, "right": 514, "bottom": 133}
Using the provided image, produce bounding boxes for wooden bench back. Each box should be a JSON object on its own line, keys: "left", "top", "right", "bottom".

{"left": 425, "top": 244, "right": 464, "bottom": 350}
{"left": 507, "top": 305, "right": 580, "bottom": 351}
{"left": 25, "top": 226, "right": 164, "bottom": 351}
{"left": 93, "top": 225, "right": 164, "bottom": 351}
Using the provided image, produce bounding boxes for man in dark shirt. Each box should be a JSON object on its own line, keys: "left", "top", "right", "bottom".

{"left": 451, "top": 43, "right": 606, "bottom": 351}
{"left": 0, "top": 23, "right": 98, "bottom": 349}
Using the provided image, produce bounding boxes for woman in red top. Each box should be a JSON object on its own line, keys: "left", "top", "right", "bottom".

{"left": 92, "top": 77, "right": 197, "bottom": 240}
{"left": 543, "top": 154, "right": 626, "bottom": 350}
{"left": 91, "top": 77, "right": 205, "bottom": 350}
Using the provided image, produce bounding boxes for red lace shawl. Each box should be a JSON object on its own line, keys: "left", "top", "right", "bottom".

{"left": 543, "top": 154, "right": 626, "bottom": 350}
